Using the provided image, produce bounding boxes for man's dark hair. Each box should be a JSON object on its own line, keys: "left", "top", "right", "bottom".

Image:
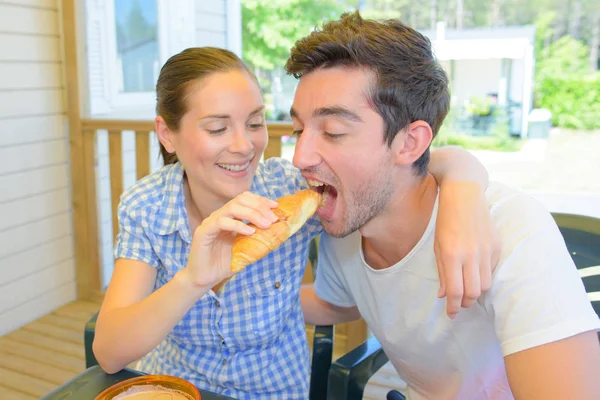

{"left": 285, "top": 11, "right": 450, "bottom": 176}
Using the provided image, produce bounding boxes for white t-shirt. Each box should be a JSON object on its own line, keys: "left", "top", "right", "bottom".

{"left": 315, "top": 182, "right": 600, "bottom": 400}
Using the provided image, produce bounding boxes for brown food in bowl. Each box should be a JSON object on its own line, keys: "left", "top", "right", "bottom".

{"left": 95, "top": 375, "right": 200, "bottom": 400}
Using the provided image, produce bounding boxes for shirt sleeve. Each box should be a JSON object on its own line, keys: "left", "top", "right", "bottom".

{"left": 314, "top": 233, "right": 356, "bottom": 308}
{"left": 113, "top": 201, "right": 161, "bottom": 269}
{"left": 485, "top": 194, "right": 600, "bottom": 356}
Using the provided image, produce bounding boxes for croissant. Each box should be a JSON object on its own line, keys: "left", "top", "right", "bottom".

{"left": 229, "top": 189, "right": 322, "bottom": 273}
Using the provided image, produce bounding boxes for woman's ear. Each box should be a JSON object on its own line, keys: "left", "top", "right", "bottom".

{"left": 391, "top": 120, "right": 433, "bottom": 166}
{"left": 155, "top": 116, "right": 175, "bottom": 153}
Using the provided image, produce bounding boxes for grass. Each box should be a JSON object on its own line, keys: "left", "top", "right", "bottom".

{"left": 432, "top": 129, "right": 524, "bottom": 152}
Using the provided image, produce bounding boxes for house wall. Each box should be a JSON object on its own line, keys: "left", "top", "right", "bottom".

{"left": 0, "top": 0, "right": 75, "bottom": 335}
{"left": 0, "top": 0, "right": 239, "bottom": 335}
{"left": 452, "top": 58, "right": 503, "bottom": 106}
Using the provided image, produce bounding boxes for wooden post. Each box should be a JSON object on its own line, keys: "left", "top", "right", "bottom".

{"left": 62, "top": 0, "right": 97, "bottom": 299}
{"left": 135, "top": 131, "right": 151, "bottom": 180}
{"left": 82, "top": 130, "right": 100, "bottom": 294}
{"left": 264, "top": 122, "right": 292, "bottom": 159}
{"left": 108, "top": 131, "right": 124, "bottom": 241}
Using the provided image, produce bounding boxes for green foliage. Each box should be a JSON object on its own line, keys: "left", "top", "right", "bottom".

{"left": 433, "top": 127, "right": 523, "bottom": 152}
{"left": 466, "top": 95, "right": 494, "bottom": 116}
{"left": 533, "top": 11, "right": 600, "bottom": 130}
{"left": 432, "top": 108, "right": 522, "bottom": 152}
{"left": 241, "top": 0, "right": 346, "bottom": 70}
{"left": 537, "top": 74, "right": 600, "bottom": 130}
{"left": 536, "top": 35, "right": 591, "bottom": 79}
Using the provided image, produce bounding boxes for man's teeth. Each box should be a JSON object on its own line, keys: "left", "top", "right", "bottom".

{"left": 307, "top": 179, "right": 330, "bottom": 205}
{"left": 219, "top": 162, "right": 250, "bottom": 171}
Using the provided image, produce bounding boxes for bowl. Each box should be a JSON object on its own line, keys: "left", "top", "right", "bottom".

{"left": 94, "top": 375, "right": 201, "bottom": 400}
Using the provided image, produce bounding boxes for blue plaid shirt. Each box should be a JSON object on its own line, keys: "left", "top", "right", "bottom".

{"left": 114, "top": 158, "right": 322, "bottom": 399}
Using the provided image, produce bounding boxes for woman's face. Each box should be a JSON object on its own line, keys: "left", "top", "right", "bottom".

{"left": 159, "top": 69, "right": 268, "bottom": 203}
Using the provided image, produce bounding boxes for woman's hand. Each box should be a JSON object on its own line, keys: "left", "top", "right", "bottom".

{"left": 434, "top": 181, "right": 501, "bottom": 319}
{"left": 181, "top": 192, "right": 279, "bottom": 290}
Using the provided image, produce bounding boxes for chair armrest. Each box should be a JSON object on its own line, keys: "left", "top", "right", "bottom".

{"left": 309, "top": 325, "right": 334, "bottom": 400}
{"left": 327, "top": 335, "right": 388, "bottom": 400}
{"left": 85, "top": 312, "right": 99, "bottom": 368}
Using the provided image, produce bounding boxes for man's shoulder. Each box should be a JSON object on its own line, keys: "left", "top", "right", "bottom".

{"left": 485, "top": 182, "right": 565, "bottom": 254}
{"left": 485, "top": 182, "right": 554, "bottom": 228}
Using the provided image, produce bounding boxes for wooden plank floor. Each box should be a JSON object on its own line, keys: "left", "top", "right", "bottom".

{"left": 0, "top": 299, "right": 101, "bottom": 399}
{"left": 0, "top": 299, "right": 404, "bottom": 399}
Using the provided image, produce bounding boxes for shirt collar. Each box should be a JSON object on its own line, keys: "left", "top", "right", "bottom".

{"left": 152, "top": 162, "right": 192, "bottom": 243}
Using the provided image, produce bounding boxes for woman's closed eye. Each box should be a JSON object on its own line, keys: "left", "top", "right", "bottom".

{"left": 247, "top": 116, "right": 265, "bottom": 130}
{"left": 207, "top": 126, "right": 227, "bottom": 135}
{"left": 247, "top": 122, "right": 265, "bottom": 130}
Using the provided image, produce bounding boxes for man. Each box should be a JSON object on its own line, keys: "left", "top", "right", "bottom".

{"left": 287, "top": 11, "right": 600, "bottom": 399}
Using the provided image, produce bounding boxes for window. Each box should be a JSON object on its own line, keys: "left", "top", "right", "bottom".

{"left": 85, "top": 0, "right": 197, "bottom": 115}
{"left": 113, "top": 0, "right": 159, "bottom": 93}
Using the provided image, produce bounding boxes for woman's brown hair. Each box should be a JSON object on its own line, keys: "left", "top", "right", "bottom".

{"left": 156, "top": 47, "right": 257, "bottom": 165}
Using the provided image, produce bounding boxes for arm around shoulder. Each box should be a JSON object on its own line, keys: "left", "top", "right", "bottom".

{"left": 301, "top": 283, "right": 360, "bottom": 325}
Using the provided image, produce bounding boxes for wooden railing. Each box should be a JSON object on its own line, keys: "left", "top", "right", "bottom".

{"left": 75, "top": 120, "right": 294, "bottom": 300}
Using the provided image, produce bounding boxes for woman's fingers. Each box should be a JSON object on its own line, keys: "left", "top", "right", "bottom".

{"left": 214, "top": 216, "right": 256, "bottom": 236}
{"left": 442, "top": 253, "right": 464, "bottom": 319}
{"left": 435, "top": 242, "right": 447, "bottom": 298}
{"left": 223, "top": 203, "right": 275, "bottom": 229}
{"left": 233, "top": 191, "right": 279, "bottom": 222}
{"left": 461, "top": 253, "right": 481, "bottom": 309}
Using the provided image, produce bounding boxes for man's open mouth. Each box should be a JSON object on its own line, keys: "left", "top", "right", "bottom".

{"left": 306, "top": 178, "right": 338, "bottom": 218}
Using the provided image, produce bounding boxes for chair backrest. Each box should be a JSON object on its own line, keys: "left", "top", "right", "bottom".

{"left": 552, "top": 213, "right": 600, "bottom": 318}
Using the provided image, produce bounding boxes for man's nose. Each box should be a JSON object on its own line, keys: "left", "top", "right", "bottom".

{"left": 292, "top": 131, "right": 321, "bottom": 170}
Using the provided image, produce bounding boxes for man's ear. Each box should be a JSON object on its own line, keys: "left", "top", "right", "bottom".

{"left": 391, "top": 120, "right": 433, "bottom": 166}
{"left": 155, "top": 116, "right": 175, "bottom": 154}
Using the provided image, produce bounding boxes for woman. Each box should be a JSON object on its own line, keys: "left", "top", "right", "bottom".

{"left": 94, "top": 47, "right": 496, "bottom": 399}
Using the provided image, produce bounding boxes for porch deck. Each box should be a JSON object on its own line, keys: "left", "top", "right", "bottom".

{"left": 0, "top": 300, "right": 403, "bottom": 399}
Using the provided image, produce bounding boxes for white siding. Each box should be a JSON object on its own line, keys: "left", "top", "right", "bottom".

{"left": 195, "top": 0, "right": 226, "bottom": 48}
{"left": 0, "top": 0, "right": 74, "bottom": 335}
{"left": 85, "top": 0, "right": 111, "bottom": 114}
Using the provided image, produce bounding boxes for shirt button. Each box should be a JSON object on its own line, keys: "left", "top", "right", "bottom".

{"left": 274, "top": 281, "right": 281, "bottom": 289}
{"left": 215, "top": 300, "right": 220, "bottom": 307}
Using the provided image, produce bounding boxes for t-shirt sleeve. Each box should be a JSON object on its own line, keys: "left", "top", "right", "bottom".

{"left": 485, "top": 194, "right": 600, "bottom": 356}
{"left": 113, "top": 201, "right": 161, "bottom": 269}
{"left": 314, "top": 233, "right": 356, "bottom": 308}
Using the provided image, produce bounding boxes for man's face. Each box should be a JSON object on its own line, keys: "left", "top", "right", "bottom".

{"left": 291, "top": 67, "right": 396, "bottom": 237}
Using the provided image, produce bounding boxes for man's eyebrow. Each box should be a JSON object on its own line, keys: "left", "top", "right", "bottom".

{"left": 289, "top": 106, "right": 363, "bottom": 123}
{"left": 314, "top": 106, "right": 363, "bottom": 122}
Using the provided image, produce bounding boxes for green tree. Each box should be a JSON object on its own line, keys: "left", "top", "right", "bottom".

{"left": 241, "top": 0, "right": 347, "bottom": 71}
